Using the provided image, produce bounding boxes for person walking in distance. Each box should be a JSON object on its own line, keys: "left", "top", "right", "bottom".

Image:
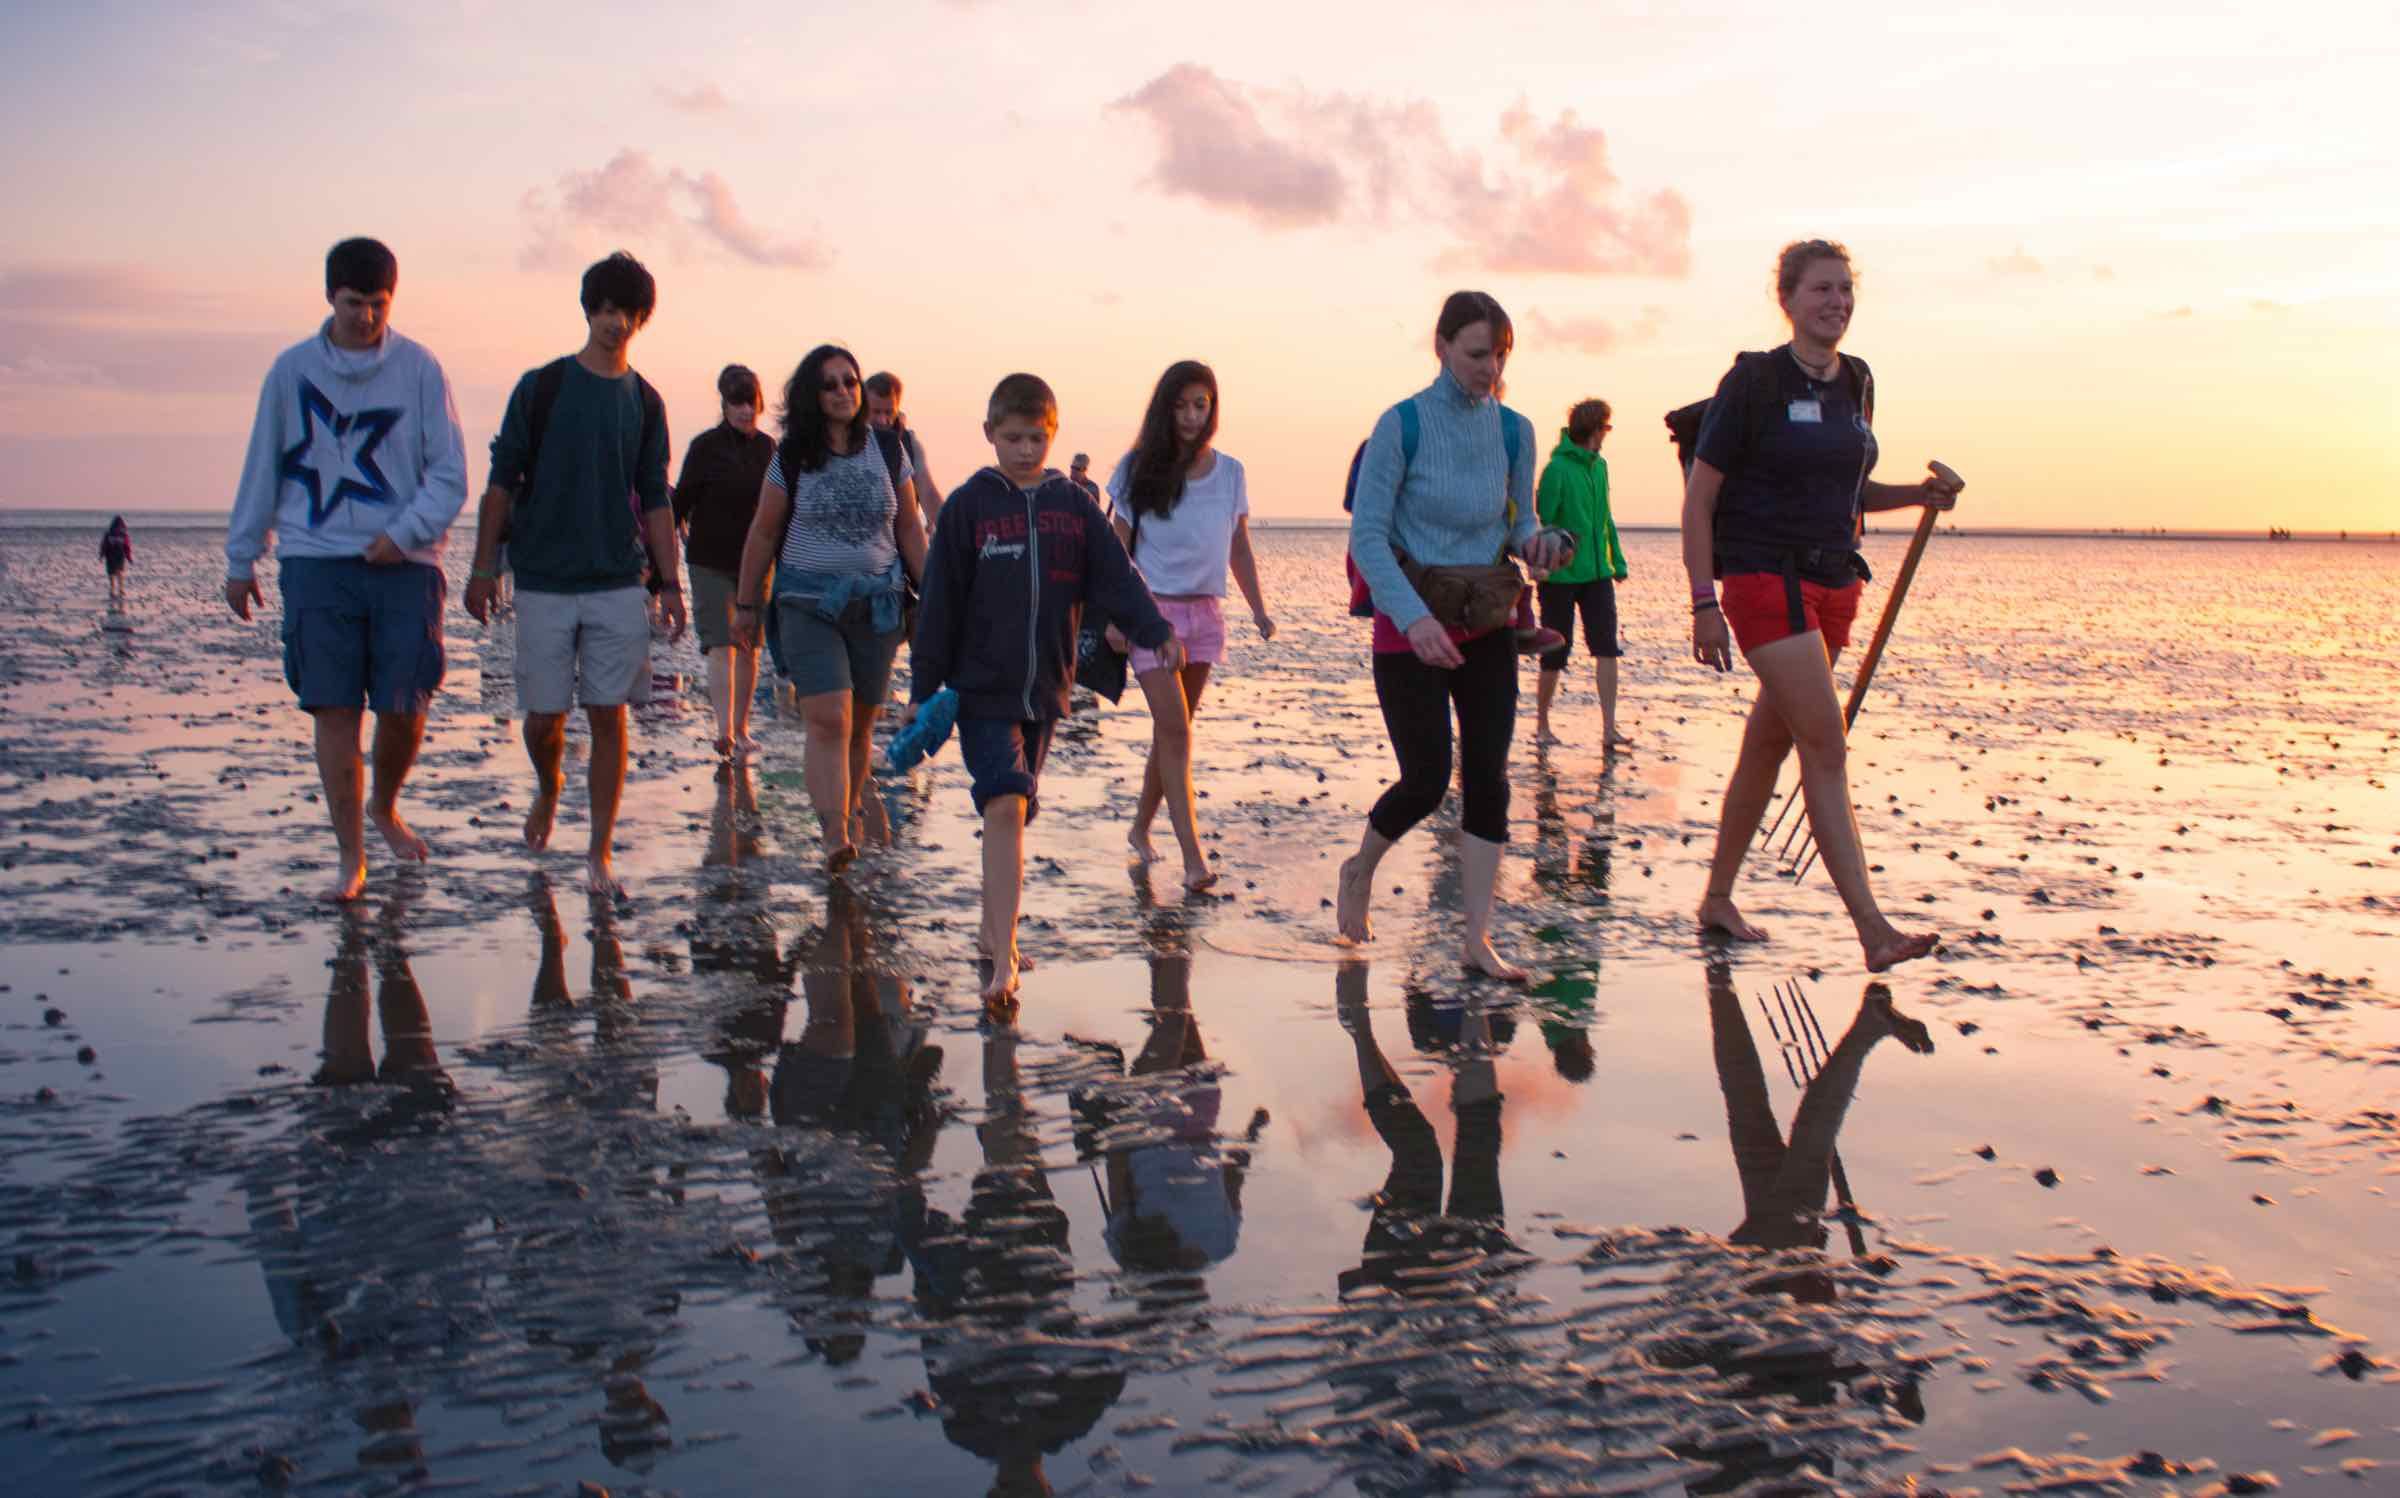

{"left": 224, "top": 237, "right": 470, "bottom": 903}
{"left": 1533, "top": 399, "right": 1631, "bottom": 749}
{"left": 464, "top": 251, "right": 685, "bottom": 899}
{"left": 100, "top": 516, "right": 133, "bottom": 600}
{"left": 673, "top": 364, "right": 775, "bottom": 758}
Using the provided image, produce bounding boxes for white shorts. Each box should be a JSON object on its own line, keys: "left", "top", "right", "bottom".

{"left": 514, "top": 586, "right": 652, "bottom": 713}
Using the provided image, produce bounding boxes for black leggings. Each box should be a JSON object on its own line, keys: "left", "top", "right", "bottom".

{"left": 1369, "top": 630, "right": 1516, "bottom": 844}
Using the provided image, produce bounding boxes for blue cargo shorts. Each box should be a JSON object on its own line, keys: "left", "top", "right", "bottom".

{"left": 279, "top": 557, "right": 446, "bottom": 715}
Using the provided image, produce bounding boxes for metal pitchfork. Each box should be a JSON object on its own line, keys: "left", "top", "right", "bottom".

{"left": 1758, "top": 976, "right": 1869, "bottom": 1258}
{"left": 1759, "top": 501, "right": 1945, "bottom": 883}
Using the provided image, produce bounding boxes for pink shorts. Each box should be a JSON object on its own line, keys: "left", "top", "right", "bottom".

{"left": 1131, "top": 595, "right": 1226, "bottom": 674}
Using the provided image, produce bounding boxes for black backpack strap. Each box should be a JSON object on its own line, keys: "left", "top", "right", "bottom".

{"left": 518, "top": 357, "right": 569, "bottom": 495}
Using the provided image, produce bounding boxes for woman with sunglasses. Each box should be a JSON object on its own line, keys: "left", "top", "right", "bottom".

{"left": 734, "top": 345, "right": 930, "bottom": 873}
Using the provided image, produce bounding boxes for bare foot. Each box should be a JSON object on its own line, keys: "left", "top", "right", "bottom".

{"left": 1463, "top": 935, "right": 1529, "bottom": 983}
{"left": 980, "top": 945, "right": 1021, "bottom": 1004}
{"left": 586, "top": 853, "right": 625, "bottom": 899}
{"left": 712, "top": 736, "right": 732, "bottom": 759}
{"left": 826, "top": 843, "right": 857, "bottom": 877}
{"left": 734, "top": 733, "right": 758, "bottom": 757}
{"left": 1183, "top": 857, "right": 1219, "bottom": 895}
{"left": 1605, "top": 729, "right": 1634, "bottom": 750}
{"left": 1865, "top": 984, "right": 1936, "bottom": 1053}
{"left": 368, "top": 805, "right": 430, "bottom": 862}
{"left": 857, "top": 788, "right": 890, "bottom": 848}
{"left": 1127, "top": 825, "right": 1160, "bottom": 865}
{"left": 1336, "top": 854, "right": 1375, "bottom": 943}
{"left": 1698, "top": 892, "right": 1768, "bottom": 942}
{"left": 1864, "top": 929, "right": 1941, "bottom": 973}
{"left": 1536, "top": 724, "right": 1562, "bottom": 746}
{"left": 523, "top": 792, "right": 557, "bottom": 852}
{"left": 322, "top": 851, "right": 369, "bottom": 904}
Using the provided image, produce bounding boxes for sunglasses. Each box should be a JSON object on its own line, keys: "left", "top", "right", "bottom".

{"left": 821, "top": 373, "right": 860, "bottom": 392}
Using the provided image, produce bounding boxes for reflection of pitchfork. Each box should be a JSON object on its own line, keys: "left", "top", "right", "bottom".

{"left": 1757, "top": 978, "right": 1869, "bottom": 1257}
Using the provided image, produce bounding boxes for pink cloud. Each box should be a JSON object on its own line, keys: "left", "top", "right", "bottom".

{"left": 1525, "top": 305, "right": 1666, "bottom": 356}
{"left": 1114, "top": 65, "right": 1346, "bottom": 228}
{"left": 658, "top": 83, "right": 732, "bottom": 115}
{"left": 1114, "top": 69, "right": 1689, "bottom": 276}
{"left": 521, "top": 150, "right": 827, "bottom": 271}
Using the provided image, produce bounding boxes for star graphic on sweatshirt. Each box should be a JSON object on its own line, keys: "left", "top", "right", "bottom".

{"left": 278, "top": 378, "right": 402, "bottom": 528}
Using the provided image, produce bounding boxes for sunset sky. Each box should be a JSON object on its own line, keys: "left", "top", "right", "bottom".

{"left": 3, "top": 0, "right": 2395, "bottom": 531}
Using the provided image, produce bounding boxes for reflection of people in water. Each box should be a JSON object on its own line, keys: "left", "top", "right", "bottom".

{"left": 315, "top": 895, "right": 449, "bottom": 1093}
{"left": 247, "top": 898, "right": 460, "bottom": 1481}
{"left": 1337, "top": 964, "right": 1514, "bottom": 1298}
{"left": 1662, "top": 967, "right": 1934, "bottom": 1492}
{"left": 695, "top": 759, "right": 791, "bottom": 1117}
{"left": 909, "top": 1022, "right": 1126, "bottom": 1497}
{"left": 1707, "top": 968, "right": 1929, "bottom": 1256}
{"left": 1070, "top": 911, "right": 1262, "bottom": 1316}
{"left": 756, "top": 881, "right": 944, "bottom": 1364}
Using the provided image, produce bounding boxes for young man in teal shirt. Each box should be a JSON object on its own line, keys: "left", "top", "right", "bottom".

{"left": 464, "top": 251, "right": 684, "bottom": 898}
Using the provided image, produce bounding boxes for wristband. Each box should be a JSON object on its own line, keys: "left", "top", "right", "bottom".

{"left": 1692, "top": 599, "right": 1721, "bottom": 614}
{"left": 471, "top": 568, "right": 501, "bottom": 582}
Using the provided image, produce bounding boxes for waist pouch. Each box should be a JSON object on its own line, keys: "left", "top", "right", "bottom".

{"left": 1715, "top": 544, "right": 1871, "bottom": 634}
{"left": 1398, "top": 554, "right": 1523, "bottom": 635}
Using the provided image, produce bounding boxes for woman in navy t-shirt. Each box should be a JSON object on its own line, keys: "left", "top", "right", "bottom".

{"left": 1679, "top": 240, "right": 1963, "bottom": 973}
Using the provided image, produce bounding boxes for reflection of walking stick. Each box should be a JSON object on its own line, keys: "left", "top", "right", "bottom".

{"left": 1757, "top": 978, "right": 1869, "bottom": 1258}
{"left": 1769, "top": 502, "right": 1945, "bottom": 882}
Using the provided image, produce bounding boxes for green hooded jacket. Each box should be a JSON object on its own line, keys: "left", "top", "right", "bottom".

{"left": 1534, "top": 433, "right": 1626, "bottom": 585}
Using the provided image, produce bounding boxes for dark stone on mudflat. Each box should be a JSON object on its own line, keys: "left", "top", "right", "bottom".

{"left": 42, "top": 1008, "right": 64, "bottom": 1026}
{"left": 2225, "top": 1474, "right": 2277, "bottom": 1495}
{"left": 2337, "top": 1348, "right": 2370, "bottom": 1379}
{"left": 1975, "top": 1145, "right": 1996, "bottom": 1160}
{"left": 2034, "top": 1167, "right": 2060, "bottom": 1187}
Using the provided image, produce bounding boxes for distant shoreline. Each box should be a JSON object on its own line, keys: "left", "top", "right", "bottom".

{"left": 2, "top": 505, "right": 2391, "bottom": 546}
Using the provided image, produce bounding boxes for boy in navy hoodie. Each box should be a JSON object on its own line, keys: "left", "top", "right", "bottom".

{"left": 903, "top": 374, "right": 1180, "bottom": 1007}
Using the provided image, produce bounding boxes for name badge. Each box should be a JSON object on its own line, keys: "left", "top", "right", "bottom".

{"left": 1787, "top": 399, "right": 1823, "bottom": 424}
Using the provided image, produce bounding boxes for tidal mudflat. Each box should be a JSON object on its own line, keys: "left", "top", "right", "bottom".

{"left": 1, "top": 512, "right": 2395, "bottom": 1495}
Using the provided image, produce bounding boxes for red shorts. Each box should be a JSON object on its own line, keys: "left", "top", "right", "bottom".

{"left": 1720, "top": 572, "right": 1862, "bottom": 653}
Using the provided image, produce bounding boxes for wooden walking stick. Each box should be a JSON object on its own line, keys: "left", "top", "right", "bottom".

{"left": 1770, "top": 476, "right": 1953, "bottom": 880}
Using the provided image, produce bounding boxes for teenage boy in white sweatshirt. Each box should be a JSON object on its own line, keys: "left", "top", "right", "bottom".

{"left": 226, "top": 237, "right": 470, "bottom": 903}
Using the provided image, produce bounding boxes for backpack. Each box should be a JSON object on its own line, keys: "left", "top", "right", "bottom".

{"left": 1342, "top": 398, "right": 1525, "bottom": 617}
{"left": 1667, "top": 351, "right": 1874, "bottom": 483}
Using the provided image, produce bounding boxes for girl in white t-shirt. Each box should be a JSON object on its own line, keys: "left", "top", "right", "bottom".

{"left": 1105, "top": 361, "right": 1276, "bottom": 892}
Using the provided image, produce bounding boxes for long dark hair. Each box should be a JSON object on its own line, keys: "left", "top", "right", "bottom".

{"left": 775, "top": 344, "right": 865, "bottom": 475}
{"left": 106, "top": 515, "right": 128, "bottom": 535}
{"left": 1122, "top": 361, "right": 1219, "bottom": 522}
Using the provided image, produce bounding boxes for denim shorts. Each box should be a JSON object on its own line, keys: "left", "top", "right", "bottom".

{"left": 957, "top": 716, "right": 1056, "bottom": 820}
{"left": 278, "top": 556, "right": 446, "bottom": 714}
{"left": 775, "top": 595, "right": 904, "bottom": 704}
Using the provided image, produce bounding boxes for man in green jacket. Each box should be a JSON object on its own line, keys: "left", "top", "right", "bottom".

{"left": 1534, "top": 399, "right": 1630, "bottom": 749}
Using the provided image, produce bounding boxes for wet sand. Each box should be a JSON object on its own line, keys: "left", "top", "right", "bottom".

{"left": 1, "top": 514, "right": 2396, "bottom": 1495}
